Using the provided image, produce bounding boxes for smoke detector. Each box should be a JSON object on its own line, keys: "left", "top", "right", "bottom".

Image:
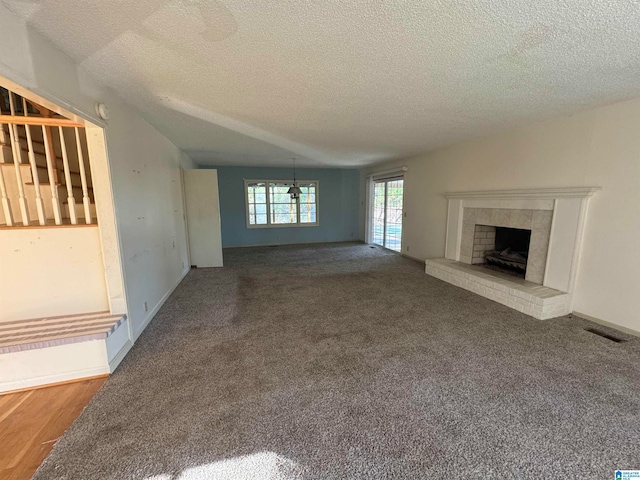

{"left": 95, "top": 102, "right": 109, "bottom": 120}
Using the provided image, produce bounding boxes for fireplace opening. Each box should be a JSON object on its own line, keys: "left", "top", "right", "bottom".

{"left": 473, "top": 225, "right": 531, "bottom": 278}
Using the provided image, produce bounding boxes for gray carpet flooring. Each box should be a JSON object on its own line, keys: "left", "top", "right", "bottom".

{"left": 34, "top": 242, "right": 640, "bottom": 479}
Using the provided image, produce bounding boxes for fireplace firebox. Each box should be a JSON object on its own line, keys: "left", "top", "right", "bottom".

{"left": 473, "top": 225, "right": 531, "bottom": 278}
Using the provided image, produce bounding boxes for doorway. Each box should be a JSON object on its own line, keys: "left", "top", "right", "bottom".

{"left": 371, "top": 178, "right": 404, "bottom": 252}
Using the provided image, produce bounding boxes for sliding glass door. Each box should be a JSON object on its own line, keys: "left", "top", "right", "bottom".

{"left": 371, "top": 178, "right": 404, "bottom": 252}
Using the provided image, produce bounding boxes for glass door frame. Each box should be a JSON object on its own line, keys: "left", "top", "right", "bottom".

{"left": 367, "top": 174, "right": 405, "bottom": 253}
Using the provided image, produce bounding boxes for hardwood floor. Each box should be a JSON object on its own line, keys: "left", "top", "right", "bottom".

{"left": 0, "top": 377, "right": 107, "bottom": 480}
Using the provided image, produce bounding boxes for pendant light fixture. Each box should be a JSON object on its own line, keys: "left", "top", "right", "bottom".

{"left": 287, "top": 158, "right": 302, "bottom": 199}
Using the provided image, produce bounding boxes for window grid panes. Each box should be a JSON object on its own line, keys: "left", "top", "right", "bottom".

{"left": 372, "top": 182, "right": 385, "bottom": 246}
{"left": 246, "top": 180, "right": 318, "bottom": 227}
{"left": 299, "top": 184, "right": 317, "bottom": 224}
{"left": 269, "top": 183, "right": 297, "bottom": 224}
{"left": 247, "top": 182, "right": 268, "bottom": 225}
{"left": 384, "top": 179, "right": 404, "bottom": 252}
{"left": 371, "top": 178, "right": 403, "bottom": 252}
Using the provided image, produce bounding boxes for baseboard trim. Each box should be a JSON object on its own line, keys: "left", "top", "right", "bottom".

{"left": 108, "top": 339, "right": 133, "bottom": 372}
{"left": 572, "top": 311, "right": 640, "bottom": 338}
{"left": 401, "top": 252, "right": 425, "bottom": 263}
{"left": 0, "top": 373, "right": 108, "bottom": 396}
{"left": 223, "top": 239, "right": 364, "bottom": 249}
{"left": 0, "top": 366, "right": 109, "bottom": 394}
{"left": 133, "top": 267, "right": 190, "bottom": 341}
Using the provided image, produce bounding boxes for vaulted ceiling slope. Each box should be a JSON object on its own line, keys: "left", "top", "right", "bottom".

{"left": 5, "top": 0, "right": 640, "bottom": 167}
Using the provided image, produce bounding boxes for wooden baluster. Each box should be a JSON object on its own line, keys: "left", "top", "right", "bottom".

{"left": 38, "top": 106, "right": 59, "bottom": 186}
{"left": 74, "top": 127, "right": 92, "bottom": 224}
{"left": 22, "top": 97, "right": 46, "bottom": 225}
{"left": 0, "top": 123, "right": 13, "bottom": 226}
{"left": 41, "top": 125, "right": 62, "bottom": 225}
{"left": 57, "top": 126, "right": 77, "bottom": 224}
{"left": 8, "top": 93, "right": 30, "bottom": 225}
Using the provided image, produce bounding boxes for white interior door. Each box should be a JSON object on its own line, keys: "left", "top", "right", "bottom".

{"left": 184, "top": 169, "right": 223, "bottom": 267}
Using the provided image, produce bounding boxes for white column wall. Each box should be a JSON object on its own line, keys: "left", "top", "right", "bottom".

{"left": 1, "top": 5, "right": 193, "bottom": 347}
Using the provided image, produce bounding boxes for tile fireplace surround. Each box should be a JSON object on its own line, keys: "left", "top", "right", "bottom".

{"left": 425, "top": 188, "right": 600, "bottom": 320}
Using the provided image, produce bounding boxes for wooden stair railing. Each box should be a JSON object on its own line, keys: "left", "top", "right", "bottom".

{"left": 0, "top": 85, "right": 96, "bottom": 227}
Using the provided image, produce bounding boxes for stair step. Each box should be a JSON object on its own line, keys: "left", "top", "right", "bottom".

{"left": 1, "top": 311, "right": 129, "bottom": 392}
{"left": 0, "top": 312, "right": 127, "bottom": 354}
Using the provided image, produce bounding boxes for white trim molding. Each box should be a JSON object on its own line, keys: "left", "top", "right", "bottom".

{"left": 444, "top": 187, "right": 601, "bottom": 200}
{"left": 573, "top": 311, "right": 640, "bottom": 338}
{"left": 133, "top": 266, "right": 190, "bottom": 340}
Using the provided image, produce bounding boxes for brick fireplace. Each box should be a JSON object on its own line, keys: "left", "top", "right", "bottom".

{"left": 460, "top": 207, "right": 552, "bottom": 284}
{"left": 472, "top": 225, "right": 497, "bottom": 264}
{"left": 473, "top": 225, "right": 533, "bottom": 279}
{"left": 425, "top": 188, "right": 599, "bottom": 319}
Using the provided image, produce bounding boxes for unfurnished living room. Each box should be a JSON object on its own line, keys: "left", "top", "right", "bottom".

{"left": 0, "top": 1, "right": 639, "bottom": 479}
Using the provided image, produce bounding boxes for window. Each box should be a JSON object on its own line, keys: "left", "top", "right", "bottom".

{"left": 245, "top": 180, "right": 318, "bottom": 228}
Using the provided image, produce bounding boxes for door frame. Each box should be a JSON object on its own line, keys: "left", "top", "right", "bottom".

{"left": 365, "top": 166, "right": 407, "bottom": 250}
{"left": 179, "top": 166, "right": 191, "bottom": 268}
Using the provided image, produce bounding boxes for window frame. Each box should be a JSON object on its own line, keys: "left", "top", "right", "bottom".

{"left": 244, "top": 179, "right": 320, "bottom": 229}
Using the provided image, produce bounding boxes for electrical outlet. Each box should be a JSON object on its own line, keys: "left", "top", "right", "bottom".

{"left": 143, "top": 301, "right": 148, "bottom": 313}
{"left": 172, "top": 238, "right": 176, "bottom": 249}
{"left": 406, "top": 245, "right": 410, "bottom": 252}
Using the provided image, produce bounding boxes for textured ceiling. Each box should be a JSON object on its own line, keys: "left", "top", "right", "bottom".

{"left": 5, "top": 0, "right": 640, "bottom": 167}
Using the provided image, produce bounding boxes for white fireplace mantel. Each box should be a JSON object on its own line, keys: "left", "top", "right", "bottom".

{"left": 444, "top": 187, "right": 601, "bottom": 200}
{"left": 443, "top": 187, "right": 600, "bottom": 295}
{"left": 426, "top": 187, "right": 601, "bottom": 319}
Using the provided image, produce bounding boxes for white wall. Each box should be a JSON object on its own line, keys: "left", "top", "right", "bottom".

{"left": 0, "top": 340, "right": 109, "bottom": 392}
{"left": 362, "top": 97, "right": 640, "bottom": 333}
{"left": 0, "top": 226, "right": 109, "bottom": 321}
{"left": 1, "top": 5, "right": 191, "bottom": 339}
{"left": 98, "top": 96, "right": 191, "bottom": 338}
